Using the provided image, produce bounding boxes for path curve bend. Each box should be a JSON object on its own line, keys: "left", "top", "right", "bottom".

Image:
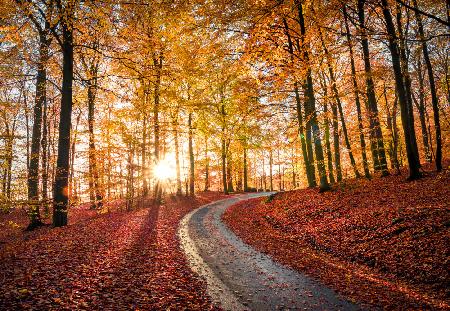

{"left": 178, "top": 193, "right": 361, "bottom": 311}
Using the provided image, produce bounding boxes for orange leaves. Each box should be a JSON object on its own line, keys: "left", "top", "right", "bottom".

{"left": 0, "top": 192, "right": 227, "bottom": 310}
{"left": 223, "top": 165, "right": 450, "bottom": 309}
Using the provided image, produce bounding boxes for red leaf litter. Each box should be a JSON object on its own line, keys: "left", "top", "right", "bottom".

{"left": 223, "top": 166, "right": 450, "bottom": 310}
{"left": 0, "top": 192, "right": 227, "bottom": 310}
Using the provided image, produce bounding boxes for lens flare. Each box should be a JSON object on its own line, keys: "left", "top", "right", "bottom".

{"left": 153, "top": 158, "right": 176, "bottom": 181}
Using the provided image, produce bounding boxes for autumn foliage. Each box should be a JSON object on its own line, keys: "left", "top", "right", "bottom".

{"left": 0, "top": 192, "right": 226, "bottom": 310}
{"left": 223, "top": 164, "right": 450, "bottom": 309}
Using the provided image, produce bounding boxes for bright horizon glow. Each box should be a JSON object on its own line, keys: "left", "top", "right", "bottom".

{"left": 153, "top": 157, "right": 177, "bottom": 181}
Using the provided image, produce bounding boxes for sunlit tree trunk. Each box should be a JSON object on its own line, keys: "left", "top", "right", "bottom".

{"left": 395, "top": 4, "right": 420, "bottom": 165}
{"left": 204, "top": 136, "right": 209, "bottom": 191}
{"left": 358, "top": 0, "right": 389, "bottom": 176}
{"left": 243, "top": 143, "right": 248, "bottom": 192}
{"left": 173, "top": 117, "right": 182, "bottom": 195}
{"left": 295, "top": 1, "right": 329, "bottom": 191}
{"left": 413, "top": 0, "right": 442, "bottom": 171}
{"left": 343, "top": 5, "right": 371, "bottom": 179}
{"left": 226, "top": 141, "right": 234, "bottom": 193}
{"left": 318, "top": 20, "right": 360, "bottom": 179}
{"left": 269, "top": 149, "right": 273, "bottom": 191}
{"left": 87, "top": 72, "right": 103, "bottom": 209}
{"left": 282, "top": 18, "right": 315, "bottom": 187}
{"left": 188, "top": 112, "right": 195, "bottom": 196}
{"left": 153, "top": 53, "right": 163, "bottom": 203}
{"left": 323, "top": 101, "right": 335, "bottom": 184}
{"left": 380, "top": 0, "right": 421, "bottom": 179}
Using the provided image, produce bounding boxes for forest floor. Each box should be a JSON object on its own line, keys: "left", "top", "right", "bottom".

{"left": 0, "top": 191, "right": 227, "bottom": 310}
{"left": 223, "top": 163, "right": 450, "bottom": 310}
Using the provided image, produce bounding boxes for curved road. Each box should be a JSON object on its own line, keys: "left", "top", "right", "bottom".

{"left": 178, "top": 193, "right": 361, "bottom": 311}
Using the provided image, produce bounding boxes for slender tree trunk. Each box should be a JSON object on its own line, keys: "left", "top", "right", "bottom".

{"left": 87, "top": 76, "right": 102, "bottom": 209}
{"left": 358, "top": 0, "right": 389, "bottom": 176}
{"left": 243, "top": 144, "right": 248, "bottom": 191}
{"left": 318, "top": 22, "right": 361, "bottom": 178}
{"left": 343, "top": 5, "right": 371, "bottom": 178}
{"left": 28, "top": 31, "right": 49, "bottom": 228}
{"left": 204, "top": 136, "right": 209, "bottom": 191}
{"left": 413, "top": 0, "right": 442, "bottom": 171}
{"left": 69, "top": 110, "right": 81, "bottom": 204}
{"left": 173, "top": 117, "right": 182, "bottom": 195}
{"left": 153, "top": 53, "right": 162, "bottom": 203}
{"left": 53, "top": 23, "right": 74, "bottom": 227}
{"left": 415, "top": 55, "right": 432, "bottom": 162}
{"left": 296, "top": 0, "right": 329, "bottom": 191}
{"left": 221, "top": 101, "right": 228, "bottom": 194}
{"left": 395, "top": 4, "right": 421, "bottom": 165}
{"left": 319, "top": 78, "right": 336, "bottom": 184}
{"left": 384, "top": 86, "right": 400, "bottom": 172}
{"left": 188, "top": 112, "right": 195, "bottom": 196}
{"left": 282, "top": 18, "right": 315, "bottom": 187}
{"left": 226, "top": 141, "right": 234, "bottom": 192}
{"left": 324, "top": 101, "right": 335, "bottom": 184}
{"left": 41, "top": 86, "right": 49, "bottom": 215}
{"left": 269, "top": 149, "right": 273, "bottom": 191}
{"left": 381, "top": 0, "right": 421, "bottom": 179}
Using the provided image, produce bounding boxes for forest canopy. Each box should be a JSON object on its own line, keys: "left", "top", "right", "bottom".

{"left": 0, "top": 0, "right": 448, "bottom": 228}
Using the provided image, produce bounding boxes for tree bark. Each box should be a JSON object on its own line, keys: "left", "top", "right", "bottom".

{"left": 188, "top": 112, "right": 195, "bottom": 196}
{"left": 282, "top": 18, "right": 315, "bottom": 187}
{"left": 53, "top": 21, "right": 74, "bottom": 227}
{"left": 153, "top": 52, "right": 163, "bottom": 203}
{"left": 413, "top": 0, "right": 442, "bottom": 171}
{"left": 343, "top": 5, "right": 371, "bottom": 178}
{"left": 28, "top": 30, "right": 49, "bottom": 228}
{"left": 87, "top": 72, "right": 103, "bottom": 209}
{"left": 358, "top": 0, "right": 389, "bottom": 176}
{"left": 414, "top": 55, "right": 431, "bottom": 162}
{"left": 381, "top": 0, "right": 421, "bottom": 179}
{"left": 296, "top": 1, "right": 329, "bottom": 191}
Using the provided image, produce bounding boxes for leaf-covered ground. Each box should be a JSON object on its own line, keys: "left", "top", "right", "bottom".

{"left": 223, "top": 167, "right": 450, "bottom": 310}
{"left": 0, "top": 192, "right": 226, "bottom": 310}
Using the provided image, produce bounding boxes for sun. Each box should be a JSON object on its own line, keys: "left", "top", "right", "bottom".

{"left": 153, "top": 158, "right": 177, "bottom": 181}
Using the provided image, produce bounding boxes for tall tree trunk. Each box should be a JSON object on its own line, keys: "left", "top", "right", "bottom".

{"left": 269, "top": 149, "right": 273, "bottom": 191}
{"left": 395, "top": 4, "right": 421, "bottom": 165}
{"left": 173, "top": 117, "right": 182, "bottom": 195}
{"left": 323, "top": 101, "right": 335, "bottom": 184}
{"left": 282, "top": 18, "right": 315, "bottom": 187}
{"left": 296, "top": 0, "right": 329, "bottom": 191}
{"left": 87, "top": 76, "right": 102, "bottom": 209}
{"left": 221, "top": 101, "right": 228, "bottom": 194}
{"left": 358, "top": 0, "right": 389, "bottom": 176}
{"left": 53, "top": 22, "right": 74, "bottom": 227}
{"left": 343, "top": 5, "right": 371, "bottom": 178}
{"left": 415, "top": 55, "right": 432, "bottom": 162}
{"left": 317, "top": 17, "right": 361, "bottom": 178}
{"left": 204, "top": 136, "right": 209, "bottom": 191}
{"left": 384, "top": 86, "right": 400, "bottom": 172}
{"left": 319, "top": 78, "right": 336, "bottom": 184}
{"left": 28, "top": 31, "right": 49, "bottom": 228}
{"left": 243, "top": 144, "right": 248, "bottom": 191}
{"left": 153, "top": 53, "right": 162, "bottom": 203}
{"left": 188, "top": 112, "right": 195, "bottom": 196}
{"left": 41, "top": 86, "right": 49, "bottom": 216}
{"left": 226, "top": 141, "right": 234, "bottom": 192}
{"left": 141, "top": 93, "right": 148, "bottom": 197}
{"left": 413, "top": 0, "right": 442, "bottom": 171}
{"left": 380, "top": 0, "right": 421, "bottom": 179}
